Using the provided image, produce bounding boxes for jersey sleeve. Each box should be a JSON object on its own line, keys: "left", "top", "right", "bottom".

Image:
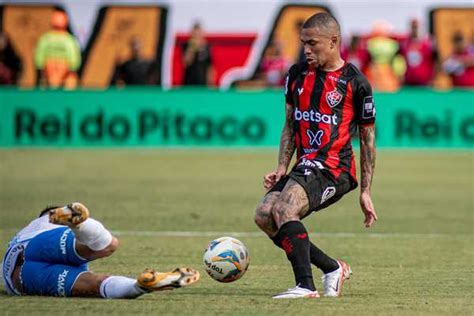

{"left": 284, "top": 64, "right": 298, "bottom": 105}
{"left": 352, "top": 74, "right": 376, "bottom": 125}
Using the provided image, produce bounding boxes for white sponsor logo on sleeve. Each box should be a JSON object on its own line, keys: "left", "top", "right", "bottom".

{"left": 362, "top": 96, "right": 375, "bottom": 119}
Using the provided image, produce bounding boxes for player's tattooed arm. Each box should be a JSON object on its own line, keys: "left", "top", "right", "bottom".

{"left": 277, "top": 103, "right": 296, "bottom": 170}
{"left": 359, "top": 123, "right": 378, "bottom": 227}
{"left": 359, "top": 124, "right": 376, "bottom": 192}
{"left": 263, "top": 103, "right": 295, "bottom": 190}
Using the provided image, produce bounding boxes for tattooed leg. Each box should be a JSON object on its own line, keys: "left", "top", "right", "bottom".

{"left": 254, "top": 192, "right": 280, "bottom": 237}
{"left": 271, "top": 179, "right": 315, "bottom": 291}
{"left": 256, "top": 183, "right": 337, "bottom": 274}
{"left": 271, "top": 179, "right": 309, "bottom": 228}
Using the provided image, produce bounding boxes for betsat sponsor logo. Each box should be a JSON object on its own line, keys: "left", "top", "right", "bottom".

{"left": 294, "top": 108, "right": 338, "bottom": 125}
{"left": 57, "top": 269, "right": 69, "bottom": 297}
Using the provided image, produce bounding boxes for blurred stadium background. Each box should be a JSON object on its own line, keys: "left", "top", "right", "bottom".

{"left": 0, "top": 0, "right": 473, "bottom": 314}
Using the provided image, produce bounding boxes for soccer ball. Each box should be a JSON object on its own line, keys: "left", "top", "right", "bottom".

{"left": 203, "top": 236, "right": 250, "bottom": 282}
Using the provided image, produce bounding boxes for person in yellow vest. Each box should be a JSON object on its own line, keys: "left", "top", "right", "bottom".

{"left": 34, "top": 9, "right": 81, "bottom": 89}
{"left": 366, "top": 20, "right": 406, "bottom": 92}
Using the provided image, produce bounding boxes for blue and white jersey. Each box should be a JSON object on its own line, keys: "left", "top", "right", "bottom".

{"left": 2, "top": 215, "right": 59, "bottom": 295}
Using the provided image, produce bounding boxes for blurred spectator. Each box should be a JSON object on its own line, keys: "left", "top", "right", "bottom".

{"left": 182, "top": 22, "right": 214, "bottom": 86}
{"left": 468, "top": 34, "right": 474, "bottom": 55}
{"left": 112, "top": 37, "right": 159, "bottom": 86}
{"left": 34, "top": 9, "right": 81, "bottom": 89}
{"left": 366, "top": 20, "right": 406, "bottom": 92}
{"left": 342, "top": 35, "right": 370, "bottom": 73}
{"left": 400, "top": 19, "right": 438, "bottom": 86}
{"left": 257, "top": 40, "right": 290, "bottom": 87}
{"left": 443, "top": 31, "right": 474, "bottom": 88}
{"left": 0, "top": 32, "right": 22, "bottom": 85}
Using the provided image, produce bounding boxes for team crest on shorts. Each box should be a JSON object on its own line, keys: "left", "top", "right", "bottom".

{"left": 326, "top": 89, "right": 343, "bottom": 108}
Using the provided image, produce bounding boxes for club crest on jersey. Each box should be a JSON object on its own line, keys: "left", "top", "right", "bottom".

{"left": 326, "top": 89, "right": 343, "bottom": 108}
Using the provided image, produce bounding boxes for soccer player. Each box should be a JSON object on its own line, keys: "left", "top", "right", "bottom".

{"left": 2, "top": 202, "right": 199, "bottom": 298}
{"left": 254, "top": 12, "right": 378, "bottom": 299}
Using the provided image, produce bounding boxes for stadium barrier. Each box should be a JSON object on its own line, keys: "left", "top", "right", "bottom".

{"left": 0, "top": 88, "right": 472, "bottom": 148}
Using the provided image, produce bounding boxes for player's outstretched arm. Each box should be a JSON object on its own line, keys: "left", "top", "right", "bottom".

{"left": 264, "top": 102, "right": 295, "bottom": 189}
{"left": 359, "top": 124, "right": 378, "bottom": 227}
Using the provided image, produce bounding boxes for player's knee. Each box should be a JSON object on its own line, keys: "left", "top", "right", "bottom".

{"left": 254, "top": 212, "right": 266, "bottom": 230}
{"left": 254, "top": 205, "right": 272, "bottom": 229}
{"left": 101, "top": 237, "right": 119, "bottom": 257}
{"left": 271, "top": 201, "right": 298, "bottom": 225}
{"left": 108, "top": 237, "right": 119, "bottom": 253}
{"left": 271, "top": 201, "right": 287, "bottom": 217}
{"left": 254, "top": 213, "right": 267, "bottom": 230}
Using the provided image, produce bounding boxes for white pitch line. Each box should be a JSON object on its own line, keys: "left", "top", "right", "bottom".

{"left": 111, "top": 230, "right": 466, "bottom": 238}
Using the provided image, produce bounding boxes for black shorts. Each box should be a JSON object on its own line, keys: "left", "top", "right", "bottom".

{"left": 268, "top": 161, "right": 356, "bottom": 215}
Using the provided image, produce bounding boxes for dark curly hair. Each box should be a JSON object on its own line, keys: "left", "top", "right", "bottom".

{"left": 38, "top": 205, "right": 60, "bottom": 217}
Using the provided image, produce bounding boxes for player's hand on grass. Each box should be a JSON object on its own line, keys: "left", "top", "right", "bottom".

{"left": 263, "top": 167, "right": 286, "bottom": 190}
{"left": 360, "top": 191, "right": 377, "bottom": 228}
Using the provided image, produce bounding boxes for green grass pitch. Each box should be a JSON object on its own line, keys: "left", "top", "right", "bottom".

{"left": 0, "top": 149, "right": 472, "bottom": 315}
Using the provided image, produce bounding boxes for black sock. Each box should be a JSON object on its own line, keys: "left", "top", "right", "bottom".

{"left": 277, "top": 221, "right": 315, "bottom": 291}
{"left": 272, "top": 233, "right": 339, "bottom": 274}
{"left": 309, "top": 244, "right": 339, "bottom": 274}
{"left": 271, "top": 235, "right": 282, "bottom": 247}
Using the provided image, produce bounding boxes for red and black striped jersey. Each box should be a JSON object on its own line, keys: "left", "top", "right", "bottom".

{"left": 285, "top": 62, "right": 376, "bottom": 186}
